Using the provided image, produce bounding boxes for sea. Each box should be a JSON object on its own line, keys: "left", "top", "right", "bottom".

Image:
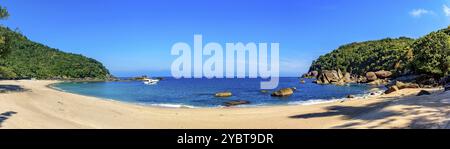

{"left": 52, "top": 77, "right": 385, "bottom": 108}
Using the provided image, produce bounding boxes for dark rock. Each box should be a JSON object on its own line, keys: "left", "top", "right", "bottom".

{"left": 445, "top": 84, "right": 450, "bottom": 92}
{"left": 215, "top": 92, "right": 232, "bottom": 97}
{"left": 347, "top": 95, "right": 355, "bottom": 98}
{"left": 224, "top": 100, "right": 250, "bottom": 107}
{"left": 385, "top": 85, "right": 399, "bottom": 94}
{"left": 271, "top": 88, "right": 294, "bottom": 97}
{"left": 374, "top": 70, "right": 393, "bottom": 79}
{"left": 366, "top": 72, "right": 378, "bottom": 81}
{"left": 417, "top": 90, "right": 432, "bottom": 96}
{"left": 302, "top": 71, "right": 319, "bottom": 78}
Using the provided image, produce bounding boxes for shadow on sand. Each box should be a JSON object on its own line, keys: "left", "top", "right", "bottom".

{"left": 0, "top": 85, "right": 26, "bottom": 93}
{"left": 288, "top": 91, "right": 450, "bottom": 129}
{"left": 0, "top": 111, "right": 18, "bottom": 128}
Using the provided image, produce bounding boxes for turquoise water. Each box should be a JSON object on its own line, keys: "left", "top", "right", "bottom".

{"left": 52, "top": 78, "right": 382, "bottom": 108}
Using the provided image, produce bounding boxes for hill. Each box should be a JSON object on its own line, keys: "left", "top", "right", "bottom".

{"left": 0, "top": 26, "right": 112, "bottom": 80}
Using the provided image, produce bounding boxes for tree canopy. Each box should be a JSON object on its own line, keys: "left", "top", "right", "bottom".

{"left": 309, "top": 26, "right": 450, "bottom": 78}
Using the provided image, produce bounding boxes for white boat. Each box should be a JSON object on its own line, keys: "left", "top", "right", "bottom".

{"left": 143, "top": 78, "right": 160, "bottom": 85}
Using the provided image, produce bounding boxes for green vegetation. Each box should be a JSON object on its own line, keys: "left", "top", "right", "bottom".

{"left": 309, "top": 37, "right": 415, "bottom": 76}
{"left": 0, "top": 26, "right": 112, "bottom": 80}
{"left": 411, "top": 29, "right": 450, "bottom": 77}
{"left": 309, "top": 26, "right": 450, "bottom": 78}
{"left": 0, "top": 5, "right": 111, "bottom": 80}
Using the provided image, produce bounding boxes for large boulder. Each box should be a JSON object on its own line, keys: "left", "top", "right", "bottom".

{"left": 374, "top": 70, "right": 393, "bottom": 79}
{"left": 385, "top": 85, "right": 399, "bottom": 94}
{"left": 366, "top": 72, "right": 378, "bottom": 81}
{"left": 215, "top": 92, "right": 232, "bottom": 97}
{"left": 343, "top": 72, "right": 353, "bottom": 83}
{"left": 395, "top": 81, "right": 419, "bottom": 89}
{"left": 271, "top": 88, "right": 294, "bottom": 97}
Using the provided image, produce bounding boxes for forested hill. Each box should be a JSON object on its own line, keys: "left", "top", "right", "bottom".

{"left": 0, "top": 26, "right": 113, "bottom": 80}
{"left": 308, "top": 26, "right": 450, "bottom": 78}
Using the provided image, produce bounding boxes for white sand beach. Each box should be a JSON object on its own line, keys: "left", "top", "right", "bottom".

{"left": 1, "top": 80, "right": 449, "bottom": 129}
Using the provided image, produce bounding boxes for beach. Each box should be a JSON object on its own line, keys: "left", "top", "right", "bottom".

{"left": 1, "top": 80, "right": 449, "bottom": 129}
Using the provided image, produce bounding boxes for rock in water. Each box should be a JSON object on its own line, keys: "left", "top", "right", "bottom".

{"left": 215, "top": 92, "right": 232, "bottom": 97}
{"left": 271, "top": 88, "right": 294, "bottom": 97}
{"left": 347, "top": 95, "right": 355, "bottom": 98}
{"left": 445, "top": 84, "right": 450, "bottom": 92}
{"left": 417, "top": 90, "right": 431, "bottom": 96}
{"left": 385, "top": 85, "right": 399, "bottom": 94}
{"left": 224, "top": 100, "right": 250, "bottom": 107}
{"left": 366, "top": 72, "right": 378, "bottom": 81}
{"left": 374, "top": 70, "right": 393, "bottom": 79}
{"left": 300, "top": 79, "right": 306, "bottom": 84}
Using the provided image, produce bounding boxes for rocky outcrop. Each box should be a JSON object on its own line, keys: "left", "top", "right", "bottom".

{"left": 215, "top": 92, "right": 232, "bottom": 97}
{"left": 366, "top": 72, "right": 378, "bottom": 81}
{"left": 271, "top": 88, "right": 294, "bottom": 97}
{"left": 302, "top": 71, "right": 319, "bottom": 78}
{"left": 374, "top": 70, "right": 393, "bottom": 79}
{"left": 395, "top": 81, "right": 419, "bottom": 89}
{"left": 315, "top": 69, "right": 357, "bottom": 85}
{"left": 224, "top": 100, "right": 250, "bottom": 107}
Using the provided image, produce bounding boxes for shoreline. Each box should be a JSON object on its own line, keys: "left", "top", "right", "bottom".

{"left": 47, "top": 80, "right": 384, "bottom": 109}
{"left": 1, "top": 80, "right": 449, "bottom": 129}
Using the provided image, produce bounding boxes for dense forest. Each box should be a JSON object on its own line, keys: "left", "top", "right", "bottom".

{"left": 309, "top": 26, "right": 450, "bottom": 78}
{"left": 0, "top": 6, "right": 112, "bottom": 80}
{"left": 0, "top": 26, "right": 112, "bottom": 80}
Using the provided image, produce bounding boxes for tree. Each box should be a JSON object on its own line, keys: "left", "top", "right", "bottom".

{"left": 412, "top": 31, "right": 450, "bottom": 77}
{"left": 0, "top": 6, "right": 9, "bottom": 19}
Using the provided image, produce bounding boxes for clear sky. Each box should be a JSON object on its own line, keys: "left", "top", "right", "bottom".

{"left": 0, "top": 0, "right": 449, "bottom": 77}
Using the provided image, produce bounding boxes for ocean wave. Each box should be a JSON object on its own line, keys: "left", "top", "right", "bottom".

{"left": 138, "top": 103, "right": 201, "bottom": 109}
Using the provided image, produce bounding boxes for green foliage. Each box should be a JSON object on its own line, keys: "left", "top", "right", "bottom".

{"left": 411, "top": 30, "right": 450, "bottom": 77}
{"left": 0, "top": 66, "right": 16, "bottom": 79}
{"left": 0, "top": 26, "right": 111, "bottom": 80}
{"left": 0, "top": 6, "right": 8, "bottom": 19}
{"left": 309, "top": 37, "right": 415, "bottom": 75}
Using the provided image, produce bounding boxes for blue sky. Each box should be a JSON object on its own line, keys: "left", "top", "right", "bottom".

{"left": 0, "top": 0, "right": 449, "bottom": 77}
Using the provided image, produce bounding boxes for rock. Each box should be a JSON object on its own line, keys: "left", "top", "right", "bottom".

{"left": 343, "top": 72, "right": 353, "bottom": 83}
{"left": 215, "top": 92, "right": 232, "bottom": 97}
{"left": 445, "top": 84, "right": 450, "bottom": 92}
{"left": 357, "top": 76, "right": 368, "bottom": 83}
{"left": 271, "top": 88, "right": 294, "bottom": 97}
{"left": 367, "top": 79, "right": 387, "bottom": 86}
{"left": 374, "top": 70, "right": 393, "bottom": 79}
{"left": 417, "top": 90, "right": 432, "bottom": 96}
{"left": 224, "top": 100, "right": 250, "bottom": 107}
{"left": 300, "top": 79, "right": 306, "bottom": 84}
{"left": 347, "top": 95, "right": 355, "bottom": 98}
{"left": 395, "top": 81, "right": 419, "bottom": 89}
{"left": 260, "top": 90, "right": 269, "bottom": 93}
{"left": 316, "top": 70, "right": 345, "bottom": 84}
{"left": 302, "top": 71, "right": 319, "bottom": 78}
{"left": 366, "top": 72, "right": 378, "bottom": 81}
{"left": 385, "top": 85, "right": 399, "bottom": 94}
{"left": 291, "top": 87, "right": 297, "bottom": 91}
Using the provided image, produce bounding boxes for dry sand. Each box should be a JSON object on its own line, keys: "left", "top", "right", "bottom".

{"left": 1, "top": 80, "right": 449, "bottom": 129}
